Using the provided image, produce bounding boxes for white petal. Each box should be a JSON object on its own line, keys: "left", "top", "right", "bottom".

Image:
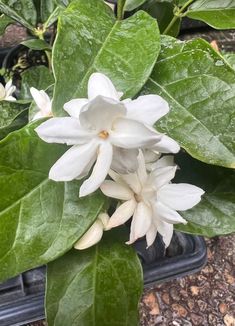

{"left": 156, "top": 219, "right": 173, "bottom": 247}
{"left": 88, "top": 72, "right": 121, "bottom": 100}
{"left": 30, "top": 87, "right": 51, "bottom": 114}
{"left": 152, "top": 134, "right": 180, "bottom": 153}
{"left": 121, "top": 173, "right": 142, "bottom": 194}
{"left": 111, "top": 147, "right": 138, "bottom": 174}
{"left": 154, "top": 201, "right": 187, "bottom": 224}
{"left": 158, "top": 183, "right": 204, "bottom": 211}
{"left": 74, "top": 220, "right": 103, "bottom": 250}
{"left": 127, "top": 202, "right": 152, "bottom": 244}
{"left": 153, "top": 155, "right": 175, "bottom": 169}
{"left": 98, "top": 213, "right": 110, "bottom": 229}
{"left": 0, "top": 83, "right": 6, "bottom": 98}
{"left": 100, "top": 180, "right": 133, "bottom": 200}
{"left": 152, "top": 165, "right": 177, "bottom": 190}
{"left": 107, "top": 199, "right": 137, "bottom": 229}
{"left": 5, "top": 79, "right": 12, "bottom": 91}
{"left": 64, "top": 98, "right": 88, "bottom": 118}
{"left": 49, "top": 141, "right": 99, "bottom": 181}
{"left": 137, "top": 150, "right": 148, "bottom": 185}
{"left": 79, "top": 95, "right": 126, "bottom": 132}
{"left": 32, "top": 111, "right": 44, "bottom": 121}
{"left": 110, "top": 117, "right": 161, "bottom": 149}
{"left": 146, "top": 223, "right": 158, "bottom": 248}
{"left": 125, "top": 95, "right": 169, "bottom": 126}
{"left": 79, "top": 141, "right": 113, "bottom": 197}
{"left": 35, "top": 117, "right": 92, "bottom": 145}
{"left": 5, "top": 95, "right": 16, "bottom": 102}
{"left": 6, "top": 85, "right": 16, "bottom": 98}
{"left": 143, "top": 149, "right": 161, "bottom": 164}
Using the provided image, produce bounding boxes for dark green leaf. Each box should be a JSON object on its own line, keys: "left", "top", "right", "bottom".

{"left": 0, "top": 101, "right": 28, "bottom": 140}
{"left": 142, "top": 0, "right": 181, "bottom": 37}
{"left": 52, "top": 0, "right": 160, "bottom": 116}
{"left": 124, "top": 0, "right": 147, "bottom": 11}
{"left": 174, "top": 152, "right": 235, "bottom": 237}
{"left": 21, "top": 39, "right": 52, "bottom": 51}
{"left": 186, "top": 0, "right": 235, "bottom": 29}
{"left": 0, "top": 14, "right": 14, "bottom": 36}
{"left": 39, "top": 0, "right": 57, "bottom": 23}
{"left": 20, "top": 65, "right": 54, "bottom": 100}
{"left": 142, "top": 36, "right": 235, "bottom": 169}
{"left": 0, "top": 1, "right": 36, "bottom": 30}
{"left": 46, "top": 228, "right": 143, "bottom": 326}
{"left": 0, "top": 122, "right": 106, "bottom": 281}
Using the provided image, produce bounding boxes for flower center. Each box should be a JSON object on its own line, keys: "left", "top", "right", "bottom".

{"left": 134, "top": 193, "right": 142, "bottom": 202}
{"left": 98, "top": 130, "right": 109, "bottom": 139}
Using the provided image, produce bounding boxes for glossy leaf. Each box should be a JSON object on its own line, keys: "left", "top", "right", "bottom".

{"left": 142, "top": 36, "right": 235, "bottom": 169}
{"left": 46, "top": 228, "right": 143, "bottom": 326}
{"left": 174, "top": 152, "right": 235, "bottom": 237}
{"left": 21, "top": 39, "right": 52, "bottom": 51}
{"left": 20, "top": 65, "right": 54, "bottom": 100}
{"left": 0, "top": 101, "right": 28, "bottom": 140}
{"left": 52, "top": 0, "right": 160, "bottom": 115}
{"left": 0, "top": 14, "right": 13, "bottom": 36}
{"left": 186, "top": 0, "right": 235, "bottom": 29}
{"left": 224, "top": 53, "right": 235, "bottom": 70}
{"left": 0, "top": 122, "right": 106, "bottom": 282}
{"left": 0, "top": 1, "right": 36, "bottom": 30}
{"left": 124, "top": 0, "right": 147, "bottom": 11}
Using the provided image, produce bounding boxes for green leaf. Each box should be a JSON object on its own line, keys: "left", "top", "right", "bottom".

{"left": 142, "top": 36, "right": 235, "bottom": 169}
{"left": 142, "top": 0, "right": 181, "bottom": 37}
{"left": 0, "top": 14, "right": 14, "bottom": 36}
{"left": 0, "top": 1, "right": 36, "bottom": 30}
{"left": 39, "top": 0, "right": 57, "bottom": 23}
{"left": 46, "top": 228, "right": 143, "bottom": 326}
{"left": 20, "top": 65, "right": 54, "bottom": 100}
{"left": 124, "top": 0, "right": 147, "bottom": 11}
{"left": 224, "top": 53, "right": 235, "bottom": 70}
{"left": 44, "top": 6, "right": 64, "bottom": 29}
{"left": 186, "top": 0, "right": 235, "bottom": 29}
{"left": 52, "top": 0, "right": 160, "bottom": 116}
{"left": 0, "top": 122, "right": 106, "bottom": 282}
{"left": 21, "top": 39, "right": 52, "bottom": 51}
{"left": 174, "top": 152, "right": 235, "bottom": 237}
{"left": 0, "top": 101, "right": 28, "bottom": 140}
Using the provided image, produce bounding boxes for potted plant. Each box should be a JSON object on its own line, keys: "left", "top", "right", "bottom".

{"left": 0, "top": 1, "right": 234, "bottom": 325}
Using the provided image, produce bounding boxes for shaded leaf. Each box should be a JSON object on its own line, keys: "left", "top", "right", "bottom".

{"left": 124, "top": 0, "right": 147, "bottom": 11}
{"left": 21, "top": 39, "right": 52, "bottom": 51}
{"left": 46, "top": 228, "right": 143, "bottom": 326}
{"left": 174, "top": 152, "right": 235, "bottom": 237}
{"left": 52, "top": 0, "right": 160, "bottom": 115}
{"left": 0, "top": 1, "right": 36, "bottom": 30}
{"left": 0, "top": 122, "right": 106, "bottom": 281}
{"left": 186, "top": 0, "right": 235, "bottom": 29}
{"left": 142, "top": 36, "right": 235, "bottom": 169}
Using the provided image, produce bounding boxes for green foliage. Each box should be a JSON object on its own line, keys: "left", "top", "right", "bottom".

{"left": 0, "top": 14, "right": 14, "bottom": 36}
{"left": 142, "top": 36, "right": 235, "bottom": 169}
{"left": 46, "top": 228, "right": 143, "bottom": 326}
{"left": 174, "top": 152, "right": 235, "bottom": 237}
{"left": 52, "top": 0, "right": 160, "bottom": 115}
{"left": 0, "top": 122, "right": 107, "bottom": 281}
{"left": 21, "top": 39, "right": 52, "bottom": 51}
{"left": 124, "top": 0, "right": 147, "bottom": 11}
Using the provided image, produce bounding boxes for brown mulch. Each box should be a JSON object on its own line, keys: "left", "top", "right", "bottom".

{"left": 140, "top": 235, "right": 235, "bottom": 326}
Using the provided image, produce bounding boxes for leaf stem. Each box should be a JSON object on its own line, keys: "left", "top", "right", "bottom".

{"left": 162, "top": 0, "right": 195, "bottom": 35}
{"left": 117, "top": 0, "right": 126, "bottom": 20}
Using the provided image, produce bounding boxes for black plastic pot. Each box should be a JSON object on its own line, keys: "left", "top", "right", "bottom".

{"left": 0, "top": 232, "right": 207, "bottom": 326}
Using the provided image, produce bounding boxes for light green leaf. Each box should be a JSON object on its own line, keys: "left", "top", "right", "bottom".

{"left": 44, "top": 6, "right": 64, "bottom": 29}
{"left": 0, "top": 1, "right": 36, "bottom": 30}
{"left": 186, "top": 0, "right": 235, "bottom": 29}
{"left": 142, "top": 36, "right": 235, "bottom": 169}
{"left": 0, "top": 14, "right": 14, "bottom": 36}
{"left": 21, "top": 39, "right": 52, "bottom": 51}
{"left": 52, "top": 0, "right": 160, "bottom": 116}
{"left": 174, "top": 152, "right": 235, "bottom": 237}
{"left": 20, "top": 65, "right": 54, "bottom": 100}
{"left": 224, "top": 53, "right": 235, "bottom": 70}
{"left": 124, "top": 0, "right": 147, "bottom": 11}
{"left": 0, "top": 122, "right": 106, "bottom": 282}
{"left": 46, "top": 228, "right": 143, "bottom": 326}
{"left": 0, "top": 101, "right": 28, "bottom": 140}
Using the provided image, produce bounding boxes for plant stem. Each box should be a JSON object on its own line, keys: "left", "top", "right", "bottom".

{"left": 117, "top": 0, "right": 126, "bottom": 20}
{"left": 162, "top": 0, "right": 195, "bottom": 35}
{"left": 38, "top": 32, "right": 52, "bottom": 71}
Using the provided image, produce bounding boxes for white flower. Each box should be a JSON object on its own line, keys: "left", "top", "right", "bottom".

{"left": 0, "top": 80, "right": 16, "bottom": 102}
{"left": 100, "top": 151, "right": 204, "bottom": 248}
{"left": 30, "top": 87, "right": 52, "bottom": 120}
{"left": 35, "top": 73, "right": 171, "bottom": 197}
{"left": 74, "top": 213, "right": 109, "bottom": 250}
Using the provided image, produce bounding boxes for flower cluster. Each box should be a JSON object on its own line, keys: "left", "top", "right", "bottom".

{"left": 35, "top": 73, "right": 204, "bottom": 249}
{"left": 0, "top": 80, "right": 16, "bottom": 102}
